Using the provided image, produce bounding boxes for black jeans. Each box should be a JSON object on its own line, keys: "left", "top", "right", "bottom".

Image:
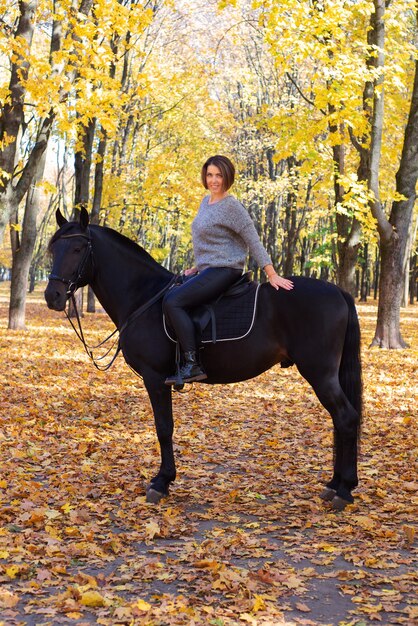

{"left": 163, "top": 267, "right": 242, "bottom": 353}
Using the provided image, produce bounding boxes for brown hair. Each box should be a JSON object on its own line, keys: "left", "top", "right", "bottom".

{"left": 201, "top": 155, "right": 235, "bottom": 191}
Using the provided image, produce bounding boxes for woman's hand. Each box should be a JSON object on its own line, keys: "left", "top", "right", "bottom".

{"left": 263, "top": 265, "right": 294, "bottom": 291}
{"left": 268, "top": 274, "right": 294, "bottom": 291}
{"left": 184, "top": 267, "right": 198, "bottom": 276}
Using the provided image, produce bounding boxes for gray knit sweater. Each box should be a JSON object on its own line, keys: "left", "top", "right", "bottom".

{"left": 191, "top": 195, "right": 272, "bottom": 271}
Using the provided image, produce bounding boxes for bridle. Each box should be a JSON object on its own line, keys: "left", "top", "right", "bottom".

{"left": 48, "top": 227, "right": 177, "bottom": 372}
{"left": 48, "top": 228, "right": 119, "bottom": 370}
{"left": 48, "top": 231, "right": 93, "bottom": 295}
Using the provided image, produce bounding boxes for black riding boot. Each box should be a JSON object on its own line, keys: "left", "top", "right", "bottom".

{"left": 180, "top": 351, "right": 207, "bottom": 382}
{"left": 165, "top": 351, "right": 207, "bottom": 386}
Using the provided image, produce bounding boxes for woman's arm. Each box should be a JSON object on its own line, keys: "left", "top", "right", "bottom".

{"left": 264, "top": 264, "right": 294, "bottom": 291}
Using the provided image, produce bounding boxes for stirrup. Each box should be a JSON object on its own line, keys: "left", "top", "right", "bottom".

{"left": 164, "top": 342, "right": 185, "bottom": 389}
{"left": 165, "top": 372, "right": 184, "bottom": 387}
{"left": 181, "top": 370, "right": 207, "bottom": 383}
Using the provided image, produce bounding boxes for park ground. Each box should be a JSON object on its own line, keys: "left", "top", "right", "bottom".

{"left": 0, "top": 283, "right": 417, "bottom": 626}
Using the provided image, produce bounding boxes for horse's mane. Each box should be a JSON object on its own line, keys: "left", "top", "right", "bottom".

{"left": 96, "top": 225, "right": 160, "bottom": 267}
{"left": 49, "top": 222, "right": 168, "bottom": 274}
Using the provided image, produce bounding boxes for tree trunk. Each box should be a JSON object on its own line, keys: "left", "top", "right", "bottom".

{"left": 74, "top": 118, "right": 96, "bottom": 208}
{"left": 403, "top": 216, "right": 418, "bottom": 305}
{"left": 87, "top": 125, "right": 108, "bottom": 312}
{"left": 331, "top": 126, "right": 360, "bottom": 296}
{"left": 0, "top": 0, "right": 38, "bottom": 242}
{"left": 8, "top": 141, "right": 47, "bottom": 329}
{"left": 8, "top": 193, "right": 38, "bottom": 329}
{"left": 359, "top": 243, "right": 369, "bottom": 302}
{"left": 282, "top": 157, "right": 303, "bottom": 276}
{"left": 410, "top": 253, "right": 417, "bottom": 304}
{"left": 68, "top": 118, "right": 96, "bottom": 317}
{"left": 372, "top": 235, "right": 408, "bottom": 347}
{"left": 336, "top": 216, "right": 361, "bottom": 295}
{"left": 371, "top": 28, "right": 418, "bottom": 347}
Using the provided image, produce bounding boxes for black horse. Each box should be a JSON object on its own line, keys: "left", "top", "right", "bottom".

{"left": 45, "top": 208, "right": 362, "bottom": 510}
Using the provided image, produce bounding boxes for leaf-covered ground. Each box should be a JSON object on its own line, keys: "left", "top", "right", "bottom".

{"left": 0, "top": 284, "right": 417, "bottom": 626}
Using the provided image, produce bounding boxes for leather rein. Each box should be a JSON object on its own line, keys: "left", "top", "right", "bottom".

{"left": 49, "top": 229, "right": 176, "bottom": 371}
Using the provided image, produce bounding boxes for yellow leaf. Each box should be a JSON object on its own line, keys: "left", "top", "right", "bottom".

{"left": 252, "top": 594, "right": 266, "bottom": 612}
{"left": 0, "top": 550, "right": 9, "bottom": 559}
{"left": 6, "top": 565, "right": 20, "bottom": 579}
{"left": 131, "top": 599, "right": 151, "bottom": 611}
{"left": 80, "top": 591, "right": 106, "bottom": 607}
{"left": 144, "top": 520, "right": 161, "bottom": 541}
{"left": 0, "top": 479, "right": 7, "bottom": 488}
{"left": 319, "top": 543, "right": 338, "bottom": 552}
{"left": 61, "top": 502, "right": 73, "bottom": 514}
{"left": 239, "top": 614, "right": 257, "bottom": 625}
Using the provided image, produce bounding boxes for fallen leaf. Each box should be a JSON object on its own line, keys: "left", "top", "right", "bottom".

{"left": 80, "top": 591, "right": 106, "bottom": 607}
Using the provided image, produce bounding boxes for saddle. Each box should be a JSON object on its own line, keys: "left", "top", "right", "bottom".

{"left": 163, "top": 271, "right": 260, "bottom": 344}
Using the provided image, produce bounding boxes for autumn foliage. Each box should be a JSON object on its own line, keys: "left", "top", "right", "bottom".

{"left": 0, "top": 284, "right": 416, "bottom": 625}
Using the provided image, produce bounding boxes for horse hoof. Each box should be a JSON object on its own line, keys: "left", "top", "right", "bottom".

{"left": 146, "top": 488, "right": 166, "bottom": 504}
{"left": 331, "top": 495, "right": 351, "bottom": 511}
{"left": 320, "top": 487, "right": 337, "bottom": 502}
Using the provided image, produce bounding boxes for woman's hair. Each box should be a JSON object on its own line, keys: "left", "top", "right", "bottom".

{"left": 201, "top": 155, "right": 235, "bottom": 191}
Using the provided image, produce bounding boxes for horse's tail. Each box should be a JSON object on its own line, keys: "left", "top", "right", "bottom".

{"left": 339, "top": 289, "right": 363, "bottom": 440}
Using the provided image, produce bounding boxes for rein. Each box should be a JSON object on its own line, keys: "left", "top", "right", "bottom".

{"left": 65, "top": 275, "right": 176, "bottom": 372}
{"left": 49, "top": 229, "right": 177, "bottom": 371}
{"left": 65, "top": 293, "right": 121, "bottom": 371}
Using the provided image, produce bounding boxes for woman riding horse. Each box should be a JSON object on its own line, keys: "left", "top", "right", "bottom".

{"left": 163, "top": 155, "right": 294, "bottom": 385}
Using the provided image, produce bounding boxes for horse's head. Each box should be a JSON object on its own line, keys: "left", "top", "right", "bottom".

{"left": 44, "top": 207, "right": 93, "bottom": 311}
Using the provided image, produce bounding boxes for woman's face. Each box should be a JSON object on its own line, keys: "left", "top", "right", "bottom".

{"left": 206, "top": 164, "right": 224, "bottom": 194}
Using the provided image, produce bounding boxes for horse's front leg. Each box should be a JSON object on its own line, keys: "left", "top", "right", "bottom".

{"left": 143, "top": 375, "right": 176, "bottom": 504}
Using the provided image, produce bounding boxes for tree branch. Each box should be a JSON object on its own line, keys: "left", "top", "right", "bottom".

{"left": 285, "top": 71, "right": 326, "bottom": 114}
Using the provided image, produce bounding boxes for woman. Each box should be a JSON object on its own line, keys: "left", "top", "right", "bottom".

{"left": 163, "top": 155, "right": 294, "bottom": 385}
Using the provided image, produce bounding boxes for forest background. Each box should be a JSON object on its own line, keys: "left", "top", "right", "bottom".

{"left": 0, "top": 0, "right": 417, "bottom": 348}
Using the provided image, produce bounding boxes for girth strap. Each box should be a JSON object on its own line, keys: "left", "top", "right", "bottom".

{"left": 205, "top": 305, "right": 217, "bottom": 343}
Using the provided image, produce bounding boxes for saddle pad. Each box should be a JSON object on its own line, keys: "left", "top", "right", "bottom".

{"left": 164, "top": 282, "right": 260, "bottom": 344}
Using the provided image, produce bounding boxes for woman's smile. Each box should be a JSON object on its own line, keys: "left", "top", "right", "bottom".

{"left": 206, "top": 164, "right": 228, "bottom": 201}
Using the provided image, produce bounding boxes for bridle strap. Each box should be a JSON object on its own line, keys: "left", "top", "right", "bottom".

{"left": 49, "top": 227, "right": 177, "bottom": 370}
{"left": 48, "top": 232, "right": 93, "bottom": 295}
{"left": 49, "top": 228, "right": 119, "bottom": 371}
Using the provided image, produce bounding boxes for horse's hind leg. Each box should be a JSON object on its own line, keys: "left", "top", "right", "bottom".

{"left": 298, "top": 366, "right": 359, "bottom": 508}
{"left": 321, "top": 429, "right": 357, "bottom": 510}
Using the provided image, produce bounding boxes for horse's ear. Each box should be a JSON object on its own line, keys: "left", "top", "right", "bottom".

{"left": 56, "top": 208, "right": 68, "bottom": 227}
{"left": 79, "top": 205, "right": 90, "bottom": 230}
